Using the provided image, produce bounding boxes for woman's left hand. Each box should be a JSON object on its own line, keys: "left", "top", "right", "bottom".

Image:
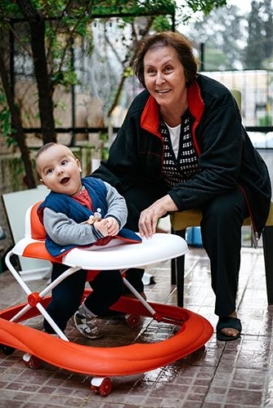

{"left": 138, "top": 195, "right": 178, "bottom": 238}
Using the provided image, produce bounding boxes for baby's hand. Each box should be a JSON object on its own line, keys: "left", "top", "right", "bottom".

{"left": 93, "top": 219, "right": 109, "bottom": 236}
{"left": 93, "top": 217, "right": 119, "bottom": 237}
{"left": 105, "top": 217, "right": 119, "bottom": 236}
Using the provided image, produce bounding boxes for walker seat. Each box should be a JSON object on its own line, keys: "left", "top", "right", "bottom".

{"left": 0, "top": 202, "right": 213, "bottom": 396}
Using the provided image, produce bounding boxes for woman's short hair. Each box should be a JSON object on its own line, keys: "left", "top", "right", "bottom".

{"left": 133, "top": 31, "right": 198, "bottom": 88}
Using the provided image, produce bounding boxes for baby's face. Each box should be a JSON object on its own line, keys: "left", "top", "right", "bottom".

{"left": 37, "top": 145, "right": 82, "bottom": 195}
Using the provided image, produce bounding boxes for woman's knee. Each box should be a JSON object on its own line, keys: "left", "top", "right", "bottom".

{"left": 202, "top": 189, "right": 247, "bottom": 225}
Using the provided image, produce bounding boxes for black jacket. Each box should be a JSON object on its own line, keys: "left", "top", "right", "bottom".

{"left": 93, "top": 74, "right": 271, "bottom": 237}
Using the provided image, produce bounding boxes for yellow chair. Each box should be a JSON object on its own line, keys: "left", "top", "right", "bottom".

{"left": 170, "top": 204, "right": 273, "bottom": 306}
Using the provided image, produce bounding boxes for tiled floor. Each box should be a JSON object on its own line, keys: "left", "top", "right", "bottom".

{"left": 0, "top": 241, "right": 273, "bottom": 408}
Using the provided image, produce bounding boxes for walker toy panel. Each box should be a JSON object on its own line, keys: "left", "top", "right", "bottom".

{"left": 0, "top": 296, "right": 213, "bottom": 377}
{"left": 14, "top": 233, "right": 188, "bottom": 270}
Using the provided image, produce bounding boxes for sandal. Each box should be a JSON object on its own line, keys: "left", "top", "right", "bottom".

{"left": 216, "top": 316, "right": 242, "bottom": 341}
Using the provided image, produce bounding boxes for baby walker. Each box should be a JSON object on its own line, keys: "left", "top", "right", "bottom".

{"left": 0, "top": 202, "right": 213, "bottom": 396}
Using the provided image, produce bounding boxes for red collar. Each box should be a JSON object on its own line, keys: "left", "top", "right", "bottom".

{"left": 140, "top": 95, "right": 161, "bottom": 138}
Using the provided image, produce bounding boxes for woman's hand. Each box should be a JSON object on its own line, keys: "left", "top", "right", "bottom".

{"left": 138, "top": 195, "right": 178, "bottom": 238}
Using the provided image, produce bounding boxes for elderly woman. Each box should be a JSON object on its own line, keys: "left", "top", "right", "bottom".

{"left": 92, "top": 31, "right": 271, "bottom": 341}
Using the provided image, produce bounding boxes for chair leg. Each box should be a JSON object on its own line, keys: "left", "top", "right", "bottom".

{"left": 171, "top": 227, "right": 177, "bottom": 284}
{"left": 171, "top": 229, "right": 186, "bottom": 307}
{"left": 262, "top": 225, "right": 273, "bottom": 304}
{"left": 171, "top": 258, "right": 176, "bottom": 285}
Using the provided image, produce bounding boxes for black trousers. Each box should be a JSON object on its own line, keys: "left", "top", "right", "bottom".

{"left": 44, "top": 266, "right": 124, "bottom": 333}
{"left": 201, "top": 188, "right": 248, "bottom": 316}
{"left": 122, "top": 182, "right": 248, "bottom": 317}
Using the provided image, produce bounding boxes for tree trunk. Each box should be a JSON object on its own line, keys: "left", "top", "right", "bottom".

{"left": 16, "top": 0, "right": 57, "bottom": 144}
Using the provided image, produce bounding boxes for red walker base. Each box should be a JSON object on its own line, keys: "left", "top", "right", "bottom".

{"left": 0, "top": 290, "right": 213, "bottom": 396}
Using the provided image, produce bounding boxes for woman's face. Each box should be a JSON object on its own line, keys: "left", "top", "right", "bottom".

{"left": 143, "top": 45, "right": 187, "bottom": 110}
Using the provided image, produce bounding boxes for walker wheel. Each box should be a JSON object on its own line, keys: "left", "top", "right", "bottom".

{"left": 23, "top": 353, "right": 42, "bottom": 370}
{"left": 125, "top": 313, "right": 141, "bottom": 328}
{"left": 2, "top": 345, "right": 15, "bottom": 355}
{"left": 90, "top": 377, "right": 112, "bottom": 396}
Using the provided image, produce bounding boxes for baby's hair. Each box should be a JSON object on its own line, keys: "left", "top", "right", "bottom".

{"left": 35, "top": 142, "right": 57, "bottom": 161}
{"left": 36, "top": 143, "right": 78, "bottom": 161}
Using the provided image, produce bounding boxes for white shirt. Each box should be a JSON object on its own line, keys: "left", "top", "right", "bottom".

{"left": 165, "top": 123, "right": 181, "bottom": 158}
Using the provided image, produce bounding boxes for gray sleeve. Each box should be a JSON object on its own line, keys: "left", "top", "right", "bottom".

{"left": 43, "top": 183, "right": 128, "bottom": 246}
{"left": 103, "top": 181, "right": 128, "bottom": 228}
{"left": 43, "top": 208, "right": 101, "bottom": 246}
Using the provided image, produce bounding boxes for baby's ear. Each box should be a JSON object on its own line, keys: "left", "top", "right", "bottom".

{"left": 76, "top": 158, "right": 82, "bottom": 172}
{"left": 40, "top": 179, "right": 45, "bottom": 185}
